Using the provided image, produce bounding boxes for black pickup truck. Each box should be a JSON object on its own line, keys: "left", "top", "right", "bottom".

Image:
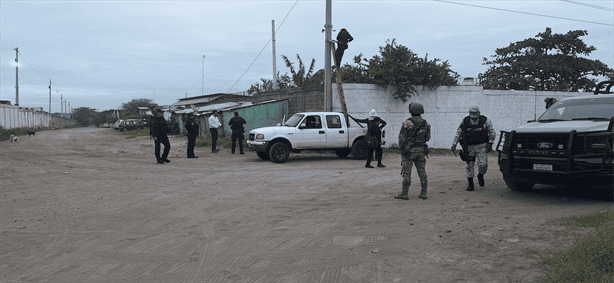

{"left": 496, "top": 81, "right": 614, "bottom": 193}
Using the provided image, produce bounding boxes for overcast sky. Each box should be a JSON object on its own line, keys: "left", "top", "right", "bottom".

{"left": 1, "top": 0, "right": 612, "bottom": 112}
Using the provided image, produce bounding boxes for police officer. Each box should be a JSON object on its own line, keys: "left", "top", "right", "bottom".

{"left": 451, "top": 106, "right": 496, "bottom": 191}
{"left": 229, "top": 111, "right": 247, "bottom": 154}
{"left": 351, "top": 109, "right": 387, "bottom": 168}
{"left": 150, "top": 109, "right": 171, "bottom": 164}
{"left": 395, "top": 103, "right": 431, "bottom": 200}
{"left": 184, "top": 112, "right": 199, "bottom": 158}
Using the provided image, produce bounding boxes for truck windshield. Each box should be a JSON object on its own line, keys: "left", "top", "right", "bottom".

{"left": 537, "top": 97, "right": 614, "bottom": 122}
{"left": 284, "top": 114, "right": 305, "bottom": 127}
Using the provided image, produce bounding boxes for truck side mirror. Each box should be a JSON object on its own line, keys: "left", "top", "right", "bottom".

{"left": 299, "top": 123, "right": 307, "bottom": 129}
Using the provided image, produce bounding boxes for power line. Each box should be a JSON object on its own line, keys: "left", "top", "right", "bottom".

{"left": 17, "top": 51, "right": 44, "bottom": 77}
{"left": 18, "top": 69, "right": 47, "bottom": 93}
{"left": 560, "top": 0, "right": 613, "bottom": 11}
{"left": 226, "top": 0, "right": 299, "bottom": 93}
{"left": 433, "top": 0, "right": 614, "bottom": 26}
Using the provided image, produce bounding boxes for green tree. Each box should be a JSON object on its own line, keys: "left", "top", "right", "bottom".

{"left": 120, "top": 98, "right": 157, "bottom": 118}
{"left": 247, "top": 72, "right": 293, "bottom": 94}
{"left": 478, "top": 28, "right": 614, "bottom": 91}
{"left": 339, "top": 39, "right": 459, "bottom": 101}
{"left": 72, "top": 107, "right": 98, "bottom": 127}
{"left": 281, "top": 54, "right": 324, "bottom": 88}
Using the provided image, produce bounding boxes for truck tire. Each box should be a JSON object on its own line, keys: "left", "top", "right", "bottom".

{"left": 256, "top": 152, "right": 269, "bottom": 160}
{"left": 503, "top": 175, "right": 535, "bottom": 191}
{"left": 269, "top": 142, "right": 290, "bottom": 163}
{"left": 335, "top": 149, "right": 351, "bottom": 158}
{"left": 351, "top": 140, "right": 369, "bottom": 160}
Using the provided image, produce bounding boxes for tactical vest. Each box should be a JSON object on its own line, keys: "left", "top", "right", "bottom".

{"left": 408, "top": 117, "right": 428, "bottom": 147}
{"left": 463, "top": 115, "right": 489, "bottom": 145}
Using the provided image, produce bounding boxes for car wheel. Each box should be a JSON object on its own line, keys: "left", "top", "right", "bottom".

{"left": 256, "top": 151, "right": 270, "bottom": 160}
{"left": 269, "top": 142, "right": 290, "bottom": 163}
{"left": 335, "top": 148, "right": 351, "bottom": 158}
{"left": 351, "top": 139, "right": 369, "bottom": 160}
{"left": 503, "top": 175, "right": 535, "bottom": 191}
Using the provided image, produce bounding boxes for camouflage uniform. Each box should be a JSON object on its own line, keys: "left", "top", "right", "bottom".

{"left": 398, "top": 116, "right": 431, "bottom": 199}
{"left": 452, "top": 117, "right": 496, "bottom": 179}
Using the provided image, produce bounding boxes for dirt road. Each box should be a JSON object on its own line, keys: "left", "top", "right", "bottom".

{"left": 1, "top": 127, "right": 612, "bottom": 283}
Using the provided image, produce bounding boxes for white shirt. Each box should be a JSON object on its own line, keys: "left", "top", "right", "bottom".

{"left": 208, "top": 115, "right": 221, "bottom": 129}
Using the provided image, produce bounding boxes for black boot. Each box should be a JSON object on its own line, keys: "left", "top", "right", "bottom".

{"left": 477, "top": 173, "right": 485, "bottom": 187}
{"left": 365, "top": 161, "right": 374, "bottom": 168}
{"left": 466, "top": 178, "right": 475, "bottom": 191}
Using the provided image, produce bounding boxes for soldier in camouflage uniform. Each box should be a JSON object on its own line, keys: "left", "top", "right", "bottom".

{"left": 451, "top": 105, "right": 496, "bottom": 191}
{"left": 395, "top": 103, "right": 431, "bottom": 200}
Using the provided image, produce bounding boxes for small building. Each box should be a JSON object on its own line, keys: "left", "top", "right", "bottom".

{"left": 173, "top": 99, "right": 288, "bottom": 138}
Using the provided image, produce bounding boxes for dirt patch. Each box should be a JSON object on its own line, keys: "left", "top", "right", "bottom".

{"left": 1, "top": 127, "right": 612, "bottom": 282}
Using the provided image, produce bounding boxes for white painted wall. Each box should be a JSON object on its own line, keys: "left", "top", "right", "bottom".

{"left": 332, "top": 83, "right": 583, "bottom": 149}
{"left": 0, "top": 104, "right": 74, "bottom": 129}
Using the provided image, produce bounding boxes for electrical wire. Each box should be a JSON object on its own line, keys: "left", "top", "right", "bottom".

{"left": 17, "top": 51, "right": 43, "bottom": 77}
{"left": 433, "top": 0, "right": 614, "bottom": 26}
{"left": 226, "top": 0, "right": 299, "bottom": 93}
{"left": 560, "top": 0, "right": 613, "bottom": 11}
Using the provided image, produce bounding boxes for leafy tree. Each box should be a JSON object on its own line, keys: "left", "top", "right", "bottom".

{"left": 339, "top": 39, "right": 459, "bottom": 101}
{"left": 281, "top": 54, "right": 324, "bottom": 88}
{"left": 121, "top": 98, "right": 157, "bottom": 117}
{"left": 478, "top": 28, "right": 614, "bottom": 91}
{"left": 247, "top": 55, "right": 324, "bottom": 94}
{"left": 72, "top": 107, "right": 98, "bottom": 127}
{"left": 93, "top": 109, "right": 117, "bottom": 126}
{"left": 247, "top": 72, "right": 293, "bottom": 94}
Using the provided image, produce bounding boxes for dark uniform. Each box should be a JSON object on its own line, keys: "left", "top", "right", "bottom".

{"left": 335, "top": 28, "right": 353, "bottom": 68}
{"left": 150, "top": 110, "right": 171, "bottom": 164}
{"left": 396, "top": 103, "right": 430, "bottom": 200}
{"left": 228, "top": 112, "right": 247, "bottom": 154}
{"left": 354, "top": 110, "right": 386, "bottom": 168}
{"left": 184, "top": 114, "right": 199, "bottom": 158}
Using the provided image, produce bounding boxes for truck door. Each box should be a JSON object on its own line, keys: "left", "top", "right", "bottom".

{"left": 294, "top": 114, "right": 327, "bottom": 149}
{"left": 325, "top": 114, "right": 347, "bottom": 148}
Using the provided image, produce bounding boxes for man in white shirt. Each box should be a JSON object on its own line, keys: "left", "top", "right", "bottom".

{"left": 208, "top": 110, "right": 221, "bottom": 153}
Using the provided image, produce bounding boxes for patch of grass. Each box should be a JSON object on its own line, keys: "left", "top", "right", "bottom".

{"left": 531, "top": 210, "right": 614, "bottom": 283}
{"left": 554, "top": 210, "right": 614, "bottom": 229}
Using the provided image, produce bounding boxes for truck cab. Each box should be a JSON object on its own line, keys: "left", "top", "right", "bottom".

{"left": 496, "top": 81, "right": 614, "bottom": 192}
{"left": 247, "top": 112, "right": 370, "bottom": 163}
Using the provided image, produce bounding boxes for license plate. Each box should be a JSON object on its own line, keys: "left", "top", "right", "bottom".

{"left": 533, "top": 164, "right": 553, "bottom": 171}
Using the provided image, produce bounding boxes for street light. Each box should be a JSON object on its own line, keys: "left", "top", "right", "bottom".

{"left": 202, "top": 55, "right": 206, "bottom": 95}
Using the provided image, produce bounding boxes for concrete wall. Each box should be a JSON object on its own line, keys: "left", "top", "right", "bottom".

{"left": 0, "top": 104, "right": 77, "bottom": 130}
{"left": 332, "top": 84, "right": 583, "bottom": 149}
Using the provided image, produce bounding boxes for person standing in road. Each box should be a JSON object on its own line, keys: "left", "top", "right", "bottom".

{"left": 450, "top": 105, "right": 496, "bottom": 191}
{"left": 150, "top": 109, "right": 171, "bottom": 164}
{"left": 229, "top": 111, "right": 247, "bottom": 154}
{"left": 352, "top": 109, "right": 387, "bottom": 168}
{"left": 208, "top": 110, "right": 221, "bottom": 153}
{"left": 184, "top": 112, "right": 199, "bottom": 158}
{"left": 395, "top": 103, "right": 431, "bottom": 200}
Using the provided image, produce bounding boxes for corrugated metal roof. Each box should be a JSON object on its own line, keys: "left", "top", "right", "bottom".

{"left": 173, "top": 99, "right": 286, "bottom": 115}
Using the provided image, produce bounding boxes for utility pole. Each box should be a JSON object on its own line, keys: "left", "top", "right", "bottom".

{"left": 324, "top": 0, "right": 332, "bottom": 111}
{"left": 48, "top": 80, "right": 51, "bottom": 113}
{"left": 14, "top": 48, "right": 19, "bottom": 106}
{"left": 206, "top": 55, "right": 211, "bottom": 95}
{"left": 61, "top": 94, "right": 63, "bottom": 113}
{"left": 272, "top": 20, "right": 278, "bottom": 90}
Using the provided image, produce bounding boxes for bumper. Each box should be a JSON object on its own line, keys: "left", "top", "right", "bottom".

{"left": 246, "top": 140, "right": 269, "bottom": 152}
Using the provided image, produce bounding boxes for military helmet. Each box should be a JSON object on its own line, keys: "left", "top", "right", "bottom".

{"left": 408, "top": 102, "right": 424, "bottom": 115}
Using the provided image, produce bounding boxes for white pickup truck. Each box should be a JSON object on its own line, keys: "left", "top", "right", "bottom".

{"left": 496, "top": 80, "right": 614, "bottom": 193}
{"left": 246, "top": 112, "right": 370, "bottom": 163}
